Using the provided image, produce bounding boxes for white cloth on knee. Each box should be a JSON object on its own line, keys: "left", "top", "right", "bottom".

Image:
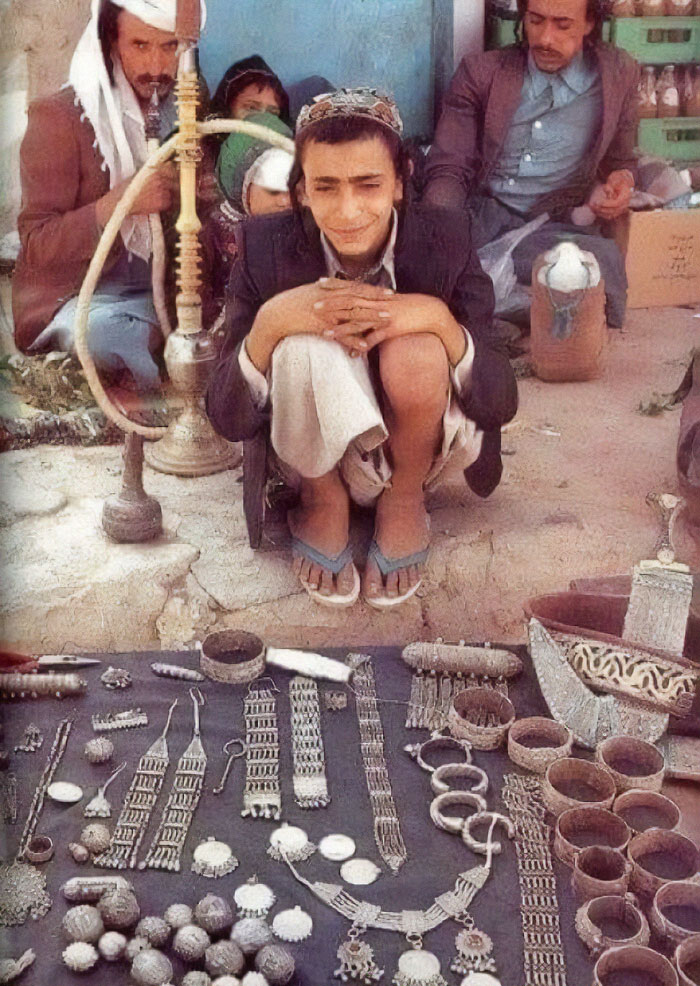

{"left": 268, "top": 334, "right": 482, "bottom": 507}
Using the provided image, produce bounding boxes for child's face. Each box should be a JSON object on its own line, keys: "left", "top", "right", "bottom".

{"left": 247, "top": 184, "right": 291, "bottom": 215}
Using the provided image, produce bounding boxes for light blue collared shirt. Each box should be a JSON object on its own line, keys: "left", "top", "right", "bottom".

{"left": 489, "top": 49, "right": 603, "bottom": 215}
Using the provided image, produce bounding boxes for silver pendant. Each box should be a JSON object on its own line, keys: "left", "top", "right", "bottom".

{"left": 100, "top": 667, "right": 132, "bottom": 690}
{"left": 233, "top": 878, "right": 276, "bottom": 918}
{"left": 459, "top": 975, "right": 502, "bottom": 986}
{"left": 84, "top": 761, "right": 127, "bottom": 818}
{"left": 335, "top": 935, "right": 383, "bottom": 983}
{"left": 14, "top": 724, "right": 43, "bottom": 753}
{"left": 191, "top": 837, "right": 239, "bottom": 878}
{"left": 451, "top": 929, "right": 497, "bottom": 976}
{"left": 267, "top": 823, "right": 315, "bottom": 863}
{"left": 392, "top": 949, "right": 447, "bottom": 986}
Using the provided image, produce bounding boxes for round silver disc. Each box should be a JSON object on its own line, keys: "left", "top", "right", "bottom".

{"left": 339, "top": 858, "right": 380, "bottom": 886}
{"left": 318, "top": 834, "right": 356, "bottom": 861}
{"left": 269, "top": 825, "right": 309, "bottom": 853}
{"left": 397, "top": 949, "right": 441, "bottom": 977}
{"left": 461, "top": 974, "right": 502, "bottom": 986}
{"left": 47, "top": 782, "right": 83, "bottom": 804}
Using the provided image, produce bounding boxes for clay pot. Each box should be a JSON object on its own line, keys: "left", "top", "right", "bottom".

{"left": 652, "top": 883, "right": 700, "bottom": 948}
{"left": 593, "top": 944, "right": 679, "bottom": 986}
{"left": 596, "top": 736, "right": 665, "bottom": 793}
{"left": 675, "top": 934, "right": 700, "bottom": 986}
{"left": 448, "top": 688, "right": 515, "bottom": 750}
{"left": 507, "top": 716, "right": 573, "bottom": 774}
{"left": 629, "top": 830, "right": 700, "bottom": 899}
{"left": 613, "top": 789, "right": 681, "bottom": 835}
{"left": 572, "top": 846, "right": 633, "bottom": 902}
{"left": 576, "top": 894, "right": 650, "bottom": 955}
{"left": 543, "top": 758, "right": 616, "bottom": 817}
{"left": 555, "top": 807, "right": 631, "bottom": 867}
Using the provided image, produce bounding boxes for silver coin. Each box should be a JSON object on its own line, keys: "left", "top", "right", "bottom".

{"left": 339, "top": 858, "right": 380, "bottom": 885}
{"left": 318, "top": 834, "right": 355, "bottom": 861}
{"left": 47, "top": 781, "right": 83, "bottom": 804}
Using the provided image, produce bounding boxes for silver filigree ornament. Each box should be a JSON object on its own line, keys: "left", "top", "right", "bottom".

{"left": 0, "top": 948, "right": 35, "bottom": 984}
{"left": 267, "top": 824, "right": 315, "bottom": 863}
{"left": 233, "top": 878, "right": 276, "bottom": 919}
{"left": 14, "top": 724, "right": 43, "bottom": 753}
{"left": 0, "top": 861, "right": 52, "bottom": 927}
{"left": 335, "top": 927, "right": 383, "bottom": 984}
{"left": 101, "top": 666, "right": 132, "bottom": 690}
{"left": 84, "top": 761, "right": 127, "bottom": 818}
{"left": 272, "top": 906, "right": 313, "bottom": 943}
{"left": 393, "top": 947, "right": 448, "bottom": 986}
{"left": 92, "top": 707, "right": 148, "bottom": 732}
{"left": 191, "top": 838, "right": 239, "bottom": 878}
{"left": 451, "top": 928, "right": 498, "bottom": 978}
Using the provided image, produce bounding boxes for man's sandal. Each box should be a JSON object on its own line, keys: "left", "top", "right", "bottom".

{"left": 290, "top": 536, "right": 361, "bottom": 609}
{"left": 363, "top": 539, "right": 429, "bottom": 610}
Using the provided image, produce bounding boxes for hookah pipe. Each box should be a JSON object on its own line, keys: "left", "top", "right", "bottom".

{"left": 145, "top": 84, "right": 172, "bottom": 341}
{"left": 73, "top": 0, "right": 293, "bottom": 539}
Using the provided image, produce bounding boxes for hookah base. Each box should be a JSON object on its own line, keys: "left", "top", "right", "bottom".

{"left": 145, "top": 408, "right": 240, "bottom": 477}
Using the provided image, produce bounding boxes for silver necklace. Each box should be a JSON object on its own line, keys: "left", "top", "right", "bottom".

{"left": 140, "top": 689, "right": 207, "bottom": 871}
{"left": 93, "top": 700, "right": 177, "bottom": 869}
{"left": 289, "top": 675, "right": 330, "bottom": 809}
{"left": 17, "top": 717, "right": 72, "bottom": 860}
{"left": 348, "top": 654, "right": 407, "bottom": 875}
{"left": 502, "top": 773, "right": 568, "bottom": 986}
{"left": 241, "top": 679, "right": 281, "bottom": 820}
{"left": 282, "top": 847, "right": 495, "bottom": 986}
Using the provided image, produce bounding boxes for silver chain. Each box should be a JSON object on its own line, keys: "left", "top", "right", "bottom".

{"left": 241, "top": 681, "right": 281, "bottom": 820}
{"left": 289, "top": 676, "right": 330, "bottom": 809}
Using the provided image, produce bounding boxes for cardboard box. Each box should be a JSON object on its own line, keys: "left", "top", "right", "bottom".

{"left": 612, "top": 209, "right": 700, "bottom": 309}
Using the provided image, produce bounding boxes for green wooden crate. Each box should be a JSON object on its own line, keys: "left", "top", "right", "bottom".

{"left": 487, "top": 16, "right": 610, "bottom": 49}
{"left": 638, "top": 116, "right": 700, "bottom": 161}
{"left": 611, "top": 16, "right": 700, "bottom": 63}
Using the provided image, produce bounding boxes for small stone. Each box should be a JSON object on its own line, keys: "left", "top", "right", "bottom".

{"left": 164, "top": 903, "right": 192, "bottom": 929}
{"left": 68, "top": 842, "right": 90, "bottom": 864}
{"left": 98, "top": 931, "right": 127, "bottom": 961}
{"left": 195, "top": 894, "right": 233, "bottom": 935}
{"left": 204, "top": 940, "right": 245, "bottom": 978}
{"left": 230, "top": 918, "right": 272, "bottom": 956}
{"left": 79, "top": 822, "right": 111, "bottom": 855}
{"left": 131, "top": 948, "right": 173, "bottom": 986}
{"left": 172, "top": 924, "right": 210, "bottom": 963}
{"left": 135, "top": 916, "right": 171, "bottom": 948}
{"left": 125, "top": 936, "right": 151, "bottom": 961}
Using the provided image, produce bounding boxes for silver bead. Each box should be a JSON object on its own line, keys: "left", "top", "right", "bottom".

{"left": 130, "top": 948, "right": 173, "bottom": 986}
{"left": 83, "top": 737, "right": 114, "bottom": 763}
{"left": 204, "top": 941, "right": 245, "bottom": 978}
{"left": 172, "top": 925, "right": 210, "bottom": 963}
{"left": 125, "top": 936, "right": 151, "bottom": 962}
{"left": 254, "top": 945, "right": 295, "bottom": 986}
{"left": 68, "top": 843, "right": 90, "bottom": 864}
{"left": 182, "top": 973, "right": 213, "bottom": 986}
{"left": 195, "top": 895, "right": 233, "bottom": 935}
{"left": 98, "top": 887, "right": 140, "bottom": 930}
{"left": 79, "top": 822, "right": 111, "bottom": 855}
{"left": 135, "top": 916, "right": 171, "bottom": 948}
{"left": 164, "top": 903, "right": 192, "bottom": 929}
{"left": 62, "top": 942, "right": 99, "bottom": 972}
{"left": 62, "top": 904, "right": 104, "bottom": 943}
{"left": 230, "top": 918, "right": 273, "bottom": 956}
{"left": 98, "top": 931, "right": 127, "bottom": 961}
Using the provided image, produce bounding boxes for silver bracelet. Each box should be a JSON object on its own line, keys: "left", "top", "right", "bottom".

{"left": 17, "top": 717, "right": 72, "bottom": 861}
{"left": 348, "top": 654, "right": 407, "bottom": 875}
{"left": 289, "top": 676, "right": 330, "bottom": 809}
{"left": 502, "top": 773, "right": 568, "bottom": 986}
{"left": 241, "top": 679, "right": 281, "bottom": 820}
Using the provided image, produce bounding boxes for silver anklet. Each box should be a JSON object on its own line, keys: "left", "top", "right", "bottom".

{"left": 289, "top": 676, "right": 330, "bottom": 809}
{"left": 348, "top": 654, "right": 407, "bottom": 875}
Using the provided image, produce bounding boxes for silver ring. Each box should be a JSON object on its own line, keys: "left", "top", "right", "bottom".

{"left": 429, "top": 791, "right": 487, "bottom": 834}
{"left": 415, "top": 733, "right": 473, "bottom": 773}
{"left": 461, "top": 811, "right": 515, "bottom": 855}
{"left": 25, "top": 835, "right": 54, "bottom": 863}
{"left": 430, "top": 762, "right": 489, "bottom": 796}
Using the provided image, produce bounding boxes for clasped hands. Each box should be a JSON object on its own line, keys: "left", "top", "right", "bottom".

{"left": 588, "top": 168, "right": 635, "bottom": 221}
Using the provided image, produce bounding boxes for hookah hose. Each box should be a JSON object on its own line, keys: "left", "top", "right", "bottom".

{"left": 73, "top": 119, "right": 294, "bottom": 438}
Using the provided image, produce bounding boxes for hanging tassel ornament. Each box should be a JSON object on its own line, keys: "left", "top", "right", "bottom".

{"left": 450, "top": 923, "right": 500, "bottom": 984}
{"left": 392, "top": 938, "right": 447, "bottom": 986}
{"left": 335, "top": 924, "right": 383, "bottom": 983}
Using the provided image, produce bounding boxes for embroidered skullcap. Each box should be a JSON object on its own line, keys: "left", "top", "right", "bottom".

{"left": 296, "top": 87, "right": 403, "bottom": 137}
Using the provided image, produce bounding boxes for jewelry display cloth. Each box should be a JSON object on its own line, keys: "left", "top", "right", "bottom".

{"left": 1, "top": 646, "right": 594, "bottom": 984}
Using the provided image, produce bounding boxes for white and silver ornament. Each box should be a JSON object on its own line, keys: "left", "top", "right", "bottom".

{"left": 83, "top": 737, "right": 114, "bottom": 763}
{"left": 62, "top": 904, "right": 105, "bottom": 942}
{"left": 191, "top": 838, "right": 239, "bottom": 878}
{"left": 125, "top": 937, "right": 151, "bottom": 962}
{"left": 182, "top": 973, "right": 213, "bottom": 986}
{"left": 267, "top": 824, "right": 315, "bottom": 863}
{"left": 164, "top": 903, "right": 193, "bottom": 929}
{"left": 255, "top": 944, "right": 295, "bottom": 986}
{"left": 173, "top": 924, "right": 211, "bottom": 963}
{"left": 460, "top": 975, "right": 502, "bottom": 986}
{"left": 204, "top": 941, "right": 245, "bottom": 978}
{"left": 62, "top": 942, "right": 99, "bottom": 973}
{"left": 319, "top": 833, "right": 356, "bottom": 862}
{"left": 136, "top": 916, "right": 171, "bottom": 948}
{"left": 80, "top": 822, "right": 111, "bottom": 855}
{"left": 241, "top": 974, "right": 269, "bottom": 986}
{"left": 233, "top": 879, "right": 276, "bottom": 919}
{"left": 340, "top": 858, "right": 381, "bottom": 886}
{"left": 101, "top": 666, "right": 132, "bottom": 689}
{"left": 68, "top": 843, "right": 90, "bottom": 864}
{"left": 131, "top": 948, "right": 173, "bottom": 986}
{"left": 393, "top": 949, "right": 447, "bottom": 986}
{"left": 230, "top": 917, "right": 273, "bottom": 955}
{"left": 47, "top": 781, "right": 83, "bottom": 804}
{"left": 195, "top": 895, "right": 233, "bottom": 935}
{"left": 83, "top": 760, "right": 127, "bottom": 818}
{"left": 272, "top": 906, "right": 313, "bottom": 943}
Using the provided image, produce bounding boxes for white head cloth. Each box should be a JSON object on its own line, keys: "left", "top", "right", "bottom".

{"left": 242, "top": 147, "right": 293, "bottom": 214}
{"left": 67, "top": 0, "right": 205, "bottom": 260}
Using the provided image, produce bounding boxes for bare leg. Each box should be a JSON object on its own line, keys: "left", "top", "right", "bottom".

{"left": 363, "top": 333, "right": 449, "bottom": 601}
{"left": 288, "top": 468, "right": 356, "bottom": 597}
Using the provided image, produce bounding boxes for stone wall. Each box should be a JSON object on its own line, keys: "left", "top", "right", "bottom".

{"left": 0, "top": 0, "right": 90, "bottom": 236}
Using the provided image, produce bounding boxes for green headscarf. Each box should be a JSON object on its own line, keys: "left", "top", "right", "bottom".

{"left": 216, "top": 111, "right": 293, "bottom": 212}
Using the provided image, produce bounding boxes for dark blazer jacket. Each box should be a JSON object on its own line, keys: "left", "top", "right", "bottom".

{"left": 206, "top": 205, "right": 518, "bottom": 543}
{"left": 424, "top": 42, "right": 640, "bottom": 217}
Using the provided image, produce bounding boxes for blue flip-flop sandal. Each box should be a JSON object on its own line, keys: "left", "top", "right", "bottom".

{"left": 363, "top": 539, "right": 429, "bottom": 610}
{"left": 291, "top": 536, "right": 361, "bottom": 609}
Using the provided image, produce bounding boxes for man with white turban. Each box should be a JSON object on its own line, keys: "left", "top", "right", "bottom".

{"left": 12, "top": 0, "right": 197, "bottom": 391}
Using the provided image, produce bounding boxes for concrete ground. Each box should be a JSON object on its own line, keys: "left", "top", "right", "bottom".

{"left": 1, "top": 304, "right": 699, "bottom": 655}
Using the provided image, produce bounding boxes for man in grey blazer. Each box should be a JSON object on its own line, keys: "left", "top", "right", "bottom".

{"left": 424, "top": 0, "right": 639, "bottom": 326}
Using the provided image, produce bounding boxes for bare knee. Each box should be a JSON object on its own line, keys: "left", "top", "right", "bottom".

{"left": 379, "top": 333, "right": 448, "bottom": 413}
